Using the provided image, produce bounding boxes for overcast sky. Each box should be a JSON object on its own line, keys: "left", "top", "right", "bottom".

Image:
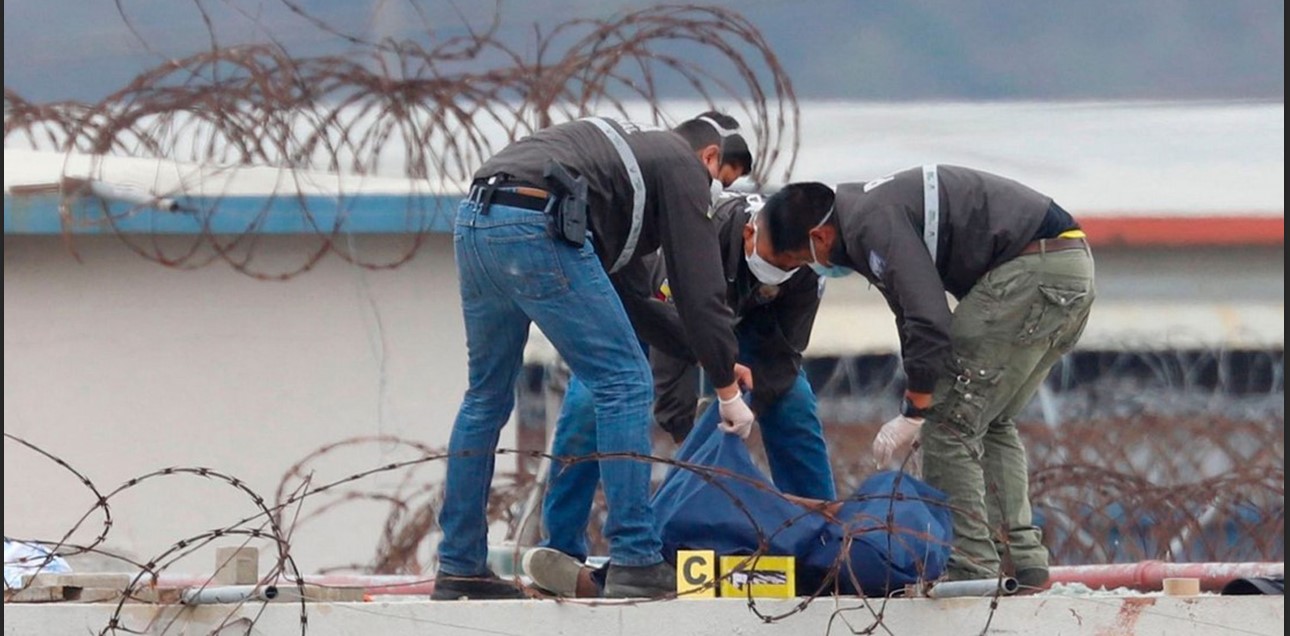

{"left": 4, "top": 0, "right": 1284, "bottom": 103}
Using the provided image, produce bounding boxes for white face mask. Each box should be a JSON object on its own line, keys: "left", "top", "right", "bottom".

{"left": 746, "top": 218, "right": 799, "bottom": 286}
{"left": 710, "top": 178, "right": 725, "bottom": 207}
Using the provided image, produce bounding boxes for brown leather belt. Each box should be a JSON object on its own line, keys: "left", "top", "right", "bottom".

{"left": 1019, "top": 236, "right": 1088, "bottom": 256}
{"left": 468, "top": 181, "right": 552, "bottom": 212}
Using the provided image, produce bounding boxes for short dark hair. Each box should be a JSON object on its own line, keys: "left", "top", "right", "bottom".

{"left": 722, "top": 133, "right": 754, "bottom": 176}
{"left": 760, "top": 182, "right": 836, "bottom": 253}
{"left": 695, "top": 110, "right": 741, "bottom": 134}
{"left": 673, "top": 119, "right": 723, "bottom": 154}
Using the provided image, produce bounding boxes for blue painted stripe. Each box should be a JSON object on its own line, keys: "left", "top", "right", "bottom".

{"left": 4, "top": 193, "right": 466, "bottom": 234}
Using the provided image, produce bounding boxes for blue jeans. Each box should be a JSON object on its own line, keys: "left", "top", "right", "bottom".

{"left": 542, "top": 368, "right": 834, "bottom": 561}
{"left": 437, "top": 200, "right": 662, "bottom": 575}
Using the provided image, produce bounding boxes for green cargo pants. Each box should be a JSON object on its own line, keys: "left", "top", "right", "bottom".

{"left": 921, "top": 243, "right": 1095, "bottom": 580}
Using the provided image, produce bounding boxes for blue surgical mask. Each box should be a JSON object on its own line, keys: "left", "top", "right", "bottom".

{"left": 807, "top": 205, "right": 853, "bottom": 279}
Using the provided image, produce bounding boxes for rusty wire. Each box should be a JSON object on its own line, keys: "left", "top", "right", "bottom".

{"left": 3, "top": 3, "right": 1283, "bottom": 634}
{"left": 5, "top": 345, "right": 1282, "bottom": 634}
{"left": 3, "top": 3, "right": 799, "bottom": 281}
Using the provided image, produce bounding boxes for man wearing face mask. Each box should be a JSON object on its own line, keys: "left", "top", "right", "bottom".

{"left": 750, "top": 166, "right": 1096, "bottom": 592}
{"left": 524, "top": 183, "right": 838, "bottom": 598}
{"left": 434, "top": 114, "right": 754, "bottom": 601}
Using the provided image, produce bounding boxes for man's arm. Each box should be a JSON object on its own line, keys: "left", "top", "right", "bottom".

{"left": 611, "top": 255, "right": 698, "bottom": 363}
{"left": 650, "top": 347, "right": 702, "bottom": 443}
{"left": 866, "top": 206, "right": 954, "bottom": 396}
{"left": 745, "top": 272, "right": 822, "bottom": 411}
{"left": 655, "top": 163, "right": 739, "bottom": 390}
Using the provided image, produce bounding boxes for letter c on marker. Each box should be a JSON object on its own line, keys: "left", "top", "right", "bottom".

{"left": 683, "top": 555, "right": 708, "bottom": 585}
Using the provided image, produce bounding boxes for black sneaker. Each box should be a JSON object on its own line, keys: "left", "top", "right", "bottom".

{"left": 602, "top": 561, "right": 675, "bottom": 598}
{"left": 431, "top": 569, "right": 528, "bottom": 600}
{"left": 1015, "top": 567, "right": 1050, "bottom": 593}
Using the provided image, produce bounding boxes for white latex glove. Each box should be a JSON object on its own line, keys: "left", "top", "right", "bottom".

{"left": 717, "top": 393, "right": 755, "bottom": 439}
{"left": 872, "top": 415, "right": 925, "bottom": 467}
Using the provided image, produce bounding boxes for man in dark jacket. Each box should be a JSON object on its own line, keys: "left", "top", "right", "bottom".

{"left": 435, "top": 115, "right": 755, "bottom": 600}
{"left": 525, "top": 184, "right": 838, "bottom": 598}
{"left": 756, "top": 165, "right": 1095, "bottom": 590}
{"left": 647, "top": 189, "right": 836, "bottom": 501}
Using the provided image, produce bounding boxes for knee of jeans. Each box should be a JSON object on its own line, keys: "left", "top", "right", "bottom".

{"left": 582, "top": 366, "right": 653, "bottom": 409}
{"left": 460, "top": 388, "right": 516, "bottom": 418}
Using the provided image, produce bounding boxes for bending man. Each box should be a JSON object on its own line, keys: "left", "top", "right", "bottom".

{"left": 754, "top": 165, "right": 1095, "bottom": 590}
{"left": 434, "top": 116, "right": 753, "bottom": 600}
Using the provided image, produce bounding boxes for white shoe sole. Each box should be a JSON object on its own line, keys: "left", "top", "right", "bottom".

{"left": 521, "top": 547, "right": 585, "bottom": 597}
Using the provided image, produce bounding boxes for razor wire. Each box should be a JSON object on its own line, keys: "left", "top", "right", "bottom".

{"left": 3, "top": 2, "right": 1283, "bottom": 634}
{"left": 3, "top": 344, "right": 1283, "bottom": 634}
{"left": 4, "top": 3, "right": 799, "bottom": 281}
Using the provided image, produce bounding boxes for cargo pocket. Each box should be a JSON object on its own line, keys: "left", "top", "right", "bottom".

{"left": 1017, "top": 283, "right": 1090, "bottom": 345}
{"left": 939, "top": 359, "right": 1003, "bottom": 439}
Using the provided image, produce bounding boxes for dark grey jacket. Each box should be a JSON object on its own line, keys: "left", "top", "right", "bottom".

{"left": 476, "top": 118, "right": 738, "bottom": 388}
{"left": 640, "top": 194, "right": 822, "bottom": 420}
{"left": 830, "top": 165, "right": 1055, "bottom": 393}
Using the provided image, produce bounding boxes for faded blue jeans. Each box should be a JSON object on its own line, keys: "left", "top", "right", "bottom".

{"left": 542, "top": 368, "right": 834, "bottom": 562}
{"left": 437, "top": 199, "right": 662, "bottom": 576}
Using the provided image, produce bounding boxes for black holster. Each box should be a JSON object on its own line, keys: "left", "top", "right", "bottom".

{"left": 543, "top": 160, "right": 589, "bottom": 246}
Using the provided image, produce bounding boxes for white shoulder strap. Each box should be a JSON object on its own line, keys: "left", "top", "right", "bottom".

{"left": 581, "top": 117, "right": 647, "bottom": 273}
{"left": 922, "top": 164, "right": 940, "bottom": 264}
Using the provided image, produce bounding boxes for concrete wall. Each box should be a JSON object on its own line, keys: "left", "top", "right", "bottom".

{"left": 3, "top": 235, "right": 1283, "bottom": 572}
{"left": 3, "top": 234, "right": 472, "bottom": 573}
{"left": 3, "top": 595, "right": 1284, "bottom": 636}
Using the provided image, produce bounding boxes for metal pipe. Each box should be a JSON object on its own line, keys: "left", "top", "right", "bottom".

{"left": 1048, "top": 561, "right": 1284, "bottom": 592}
{"left": 927, "top": 577, "right": 1019, "bottom": 598}
{"left": 159, "top": 574, "right": 436, "bottom": 596}
{"left": 181, "top": 585, "right": 278, "bottom": 605}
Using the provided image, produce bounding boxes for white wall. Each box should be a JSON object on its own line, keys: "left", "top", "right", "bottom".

{"left": 3, "top": 595, "right": 1285, "bottom": 636}
{"left": 3, "top": 235, "right": 1283, "bottom": 574}
{"left": 4, "top": 234, "right": 475, "bottom": 573}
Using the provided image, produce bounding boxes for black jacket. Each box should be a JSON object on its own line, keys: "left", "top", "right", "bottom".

{"left": 638, "top": 193, "right": 822, "bottom": 416}
{"left": 830, "top": 165, "right": 1056, "bottom": 392}
{"left": 477, "top": 118, "right": 739, "bottom": 387}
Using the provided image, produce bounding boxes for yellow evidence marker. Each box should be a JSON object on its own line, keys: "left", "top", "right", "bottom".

{"left": 675, "top": 550, "right": 717, "bottom": 598}
{"left": 718, "top": 555, "right": 796, "bottom": 599}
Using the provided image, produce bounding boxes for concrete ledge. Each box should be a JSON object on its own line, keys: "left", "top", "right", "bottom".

{"left": 3, "top": 595, "right": 1283, "bottom": 635}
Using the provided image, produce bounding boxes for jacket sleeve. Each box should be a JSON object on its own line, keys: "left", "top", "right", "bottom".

{"left": 746, "top": 273, "right": 821, "bottom": 412}
{"left": 651, "top": 347, "right": 701, "bottom": 437}
{"left": 866, "top": 207, "right": 954, "bottom": 393}
{"left": 611, "top": 255, "right": 698, "bottom": 363}
{"left": 654, "top": 163, "right": 738, "bottom": 389}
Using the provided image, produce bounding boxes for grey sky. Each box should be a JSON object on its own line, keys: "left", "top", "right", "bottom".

{"left": 3, "top": 0, "right": 1284, "bottom": 103}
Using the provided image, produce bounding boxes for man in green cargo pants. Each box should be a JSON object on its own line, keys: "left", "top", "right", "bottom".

{"left": 755, "top": 165, "right": 1096, "bottom": 591}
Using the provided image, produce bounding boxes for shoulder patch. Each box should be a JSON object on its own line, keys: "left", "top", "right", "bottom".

{"left": 615, "top": 119, "right": 663, "bottom": 134}
{"left": 863, "top": 175, "right": 895, "bottom": 192}
{"left": 868, "top": 250, "right": 887, "bottom": 279}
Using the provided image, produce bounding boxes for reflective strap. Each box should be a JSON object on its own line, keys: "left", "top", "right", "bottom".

{"left": 922, "top": 164, "right": 940, "bottom": 264}
{"left": 581, "top": 117, "right": 646, "bottom": 273}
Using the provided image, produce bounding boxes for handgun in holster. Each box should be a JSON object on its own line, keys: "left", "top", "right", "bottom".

{"left": 543, "top": 160, "right": 589, "bottom": 247}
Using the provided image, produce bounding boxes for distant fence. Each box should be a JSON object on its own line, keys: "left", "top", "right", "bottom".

{"left": 5, "top": 344, "right": 1282, "bottom": 634}
{"left": 515, "top": 346, "right": 1285, "bottom": 567}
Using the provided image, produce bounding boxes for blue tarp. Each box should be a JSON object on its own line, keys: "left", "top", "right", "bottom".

{"left": 652, "top": 420, "right": 953, "bottom": 596}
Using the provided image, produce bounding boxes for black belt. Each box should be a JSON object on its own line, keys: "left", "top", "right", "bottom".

{"left": 1018, "top": 236, "right": 1088, "bottom": 256}
{"left": 468, "top": 181, "right": 552, "bottom": 212}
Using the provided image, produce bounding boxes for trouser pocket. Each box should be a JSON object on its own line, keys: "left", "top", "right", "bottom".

{"left": 1016, "top": 282, "right": 1091, "bottom": 346}
{"left": 936, "top": 358, "right": 1003, "bottom": 441}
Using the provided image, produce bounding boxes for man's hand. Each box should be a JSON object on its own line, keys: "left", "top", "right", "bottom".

{"left": 872, "top": 415, "right": 924, "bottom": 467}
{"left": 732, "top": 363, "right": 754, "bottom": 391}
{"left": 717, "top": 392, "right": 755, "bottom": 439}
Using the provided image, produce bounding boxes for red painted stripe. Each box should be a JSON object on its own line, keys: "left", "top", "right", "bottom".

{"left": 1079, "top": 215, "right": 1283, "bottom": 247}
